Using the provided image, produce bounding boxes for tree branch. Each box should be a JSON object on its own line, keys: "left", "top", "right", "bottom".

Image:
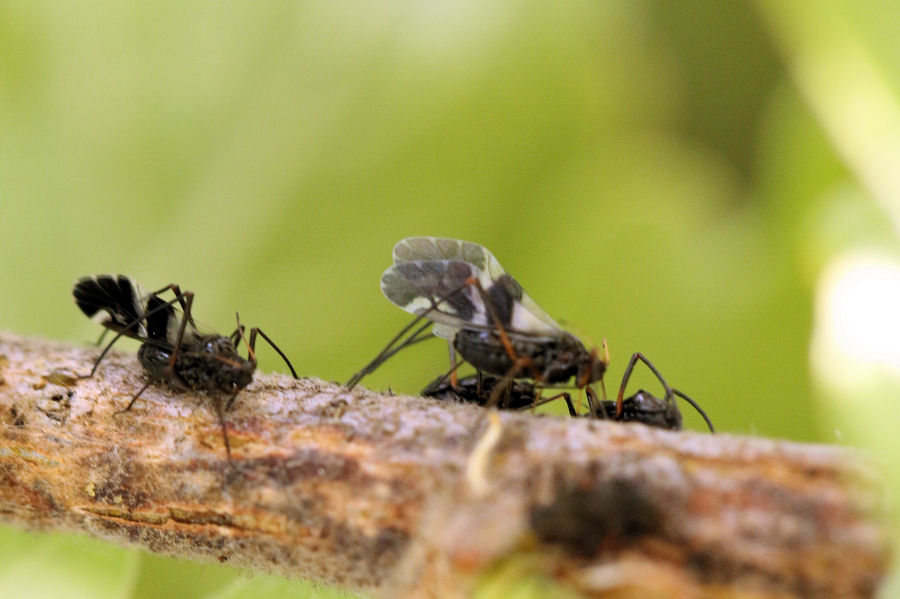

{"left": 0, "top": 333, "right": 891, "bottom": 598}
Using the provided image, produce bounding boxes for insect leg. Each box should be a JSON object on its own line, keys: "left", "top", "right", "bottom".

{"left": 672, "top": 389, "right": 715, "bottom": 433}
{"left": 114, "top": 380, "right": 153, "bottom": 414}
{"left": 465, "top": 276, "right": 549, "bottom": 387}
{"left": 614, "top": 352, "right": 674, "bottom": 418}
{"left": 349, "top": 278, "right": 500, "bottom": 389}
{"left": 420, "top": 357, "right": 466, "bottom": 396}
{"left": 95, "top": 329, "right": 110, "bottom": 346}
{"left": 165, "top": 290, "right": 195, "bottom": 373}
{"left": 585, "top": 385, "right": 605, "bottom": 419}
{"left": 233, "top": 315, "right": 300, "bottom": 379}
{"left": 144, "top": 283, "right": 196, "bottom": 329}
{"left": 81, "top": 293, "right": 190, "bottom": 379}
{"left": 346, "top": 320, "right": 434, "bottom": 389}
{"left": 345, "top": 317, "right": 431, "bottom": 388}
{"left": 521, "top": 391, "right": 577, "bottom": 416}
{"left": 484, "top": 358, "right": 533, "bottom": 409}
{"left": 449, "top": 343, "right": 459, "bottom": 388}
{"left": 465, "top": 277, "right": 522, "bottom": 366}
{"left": 215, "top": 396, "right": 234, "bottom": 461}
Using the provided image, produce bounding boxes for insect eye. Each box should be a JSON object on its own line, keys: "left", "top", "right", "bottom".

{"left": 203, "top": 338, "right": 228, "bottom": 354}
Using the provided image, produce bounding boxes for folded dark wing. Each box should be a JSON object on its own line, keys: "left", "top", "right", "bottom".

{"left": 73, "top": 275, "right": 173, "bottom": 342}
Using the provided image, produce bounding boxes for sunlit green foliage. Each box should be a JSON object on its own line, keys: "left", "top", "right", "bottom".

{"left": 1, "top": 2, "right": 897, "bottom": 598}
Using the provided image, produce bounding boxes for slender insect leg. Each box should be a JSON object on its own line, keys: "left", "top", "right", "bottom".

{"left": 114, "top": 380, "right": 153, "bottom": 414}
{"left": 672, "top": 388, "right": 715, "bottom": 433}
{"left": 229, "top": 321, "right": 245, "bottom": 346}
{"left": 237, "top": 319, "right": 300, "bottom": 379}
{"left": 81, "top": 292, "right": 191, "bottom": 379}
{"left": 585, "top": 385, "right": 604, "bottom": 419}
{"left": 215, "top": 397, "right": 234, "bottom": 461}
{"left": 465, "top": 276, "right": 548, "bottom": 388}
{"left": 143, "top": 283, "right": 196, "bottom": 329}
{"left": 615, "top": 352, "right": 674, "bottom": 417}
{"left": 523, "top": 391, "right": 577, "bottom": 416}
{"left": 499, "top": 377, "right": 514, "bottom": 409}
{"left": 156, "top": 284, "right": 194, "bottom": 327}
{"left": 224, "top": 390, "right": 240, "bottom": 412}
{"left": 95, "top": 329, "right": 110, "bottom": 346}
{"left": 165, "top": 291, "right": 195, "bottom": 373}
{"left": 346, "top": 311, "right": 443, "bottom": 388}
{"left": 465, "top": 277, "right": 522, "bottom": 366}
{"left": 448, "top": 343, "right": 459, "bottom": 388}
{"left": 420, "top": 358, "right": 466, "bottom": 395}
{"left": 348, "top": 321, "right": 434, "bottom": 389}
{"left": 484, "top": 358, "right": 533, "bottom": 409}
{"left": 376, "top": 323, "right": 432, "bottom": 362}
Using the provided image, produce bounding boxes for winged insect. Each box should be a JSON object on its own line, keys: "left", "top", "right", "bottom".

{"left": 72, "top": 274, "right": 299, "bottom": 459}
{"left": 347, "top": 237, "right": 608, "bottom": 404}
{"left": 422, "top": 369, "right": 713, "bottom": 432}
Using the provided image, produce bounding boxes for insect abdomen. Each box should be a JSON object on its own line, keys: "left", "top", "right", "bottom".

{"left": 453, "top": 329, "right": 582, "bottom": 383}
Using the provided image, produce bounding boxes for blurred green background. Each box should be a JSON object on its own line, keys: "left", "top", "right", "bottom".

{"left": 1, "top": 1, "right": 898, "bottom": 598}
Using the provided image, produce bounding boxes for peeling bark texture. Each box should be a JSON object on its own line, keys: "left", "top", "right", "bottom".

{"left": 0, "top": 333, "right": 891, "bottom": 599}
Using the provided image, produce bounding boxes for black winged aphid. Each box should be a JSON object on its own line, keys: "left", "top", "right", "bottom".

{"left": 72, "top": 275, "right": 299, "bottom": 459}
{"left": 346, "top": 237, "right": 609, "bottom": 408}
{"left": 423, "top": 352, "right": 714, "bottom": 432}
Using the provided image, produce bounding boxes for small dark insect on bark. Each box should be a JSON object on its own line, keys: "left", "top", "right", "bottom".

{"left": 71, "top": 274, "right": 299, "bottom": 460}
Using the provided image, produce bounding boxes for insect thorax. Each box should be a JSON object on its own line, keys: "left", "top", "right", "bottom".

{"left": 615, "top": 391, "right": 682, "bottom": 430}
{"left": 137, "top": 335, "right": 255, "bottom": 394}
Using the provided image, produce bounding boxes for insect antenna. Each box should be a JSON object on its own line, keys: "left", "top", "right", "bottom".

{"left": 231, "top": 313, "right": 255, "bottom": 364}
{"left": 672, "top": 389, "right": 715, "bottom": 433}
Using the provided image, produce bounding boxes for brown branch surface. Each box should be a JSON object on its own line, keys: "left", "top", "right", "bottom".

{"left": 0, "top": 333, "right": 891, "bottom": 598}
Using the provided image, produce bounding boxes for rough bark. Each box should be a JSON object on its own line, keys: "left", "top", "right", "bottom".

{"left": 0, "top": 333, "right": 891, "bottom": 598}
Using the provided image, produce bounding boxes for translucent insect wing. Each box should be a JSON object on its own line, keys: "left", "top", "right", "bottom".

{"left": 388, "top": 237, "right": 561, "bottom": 333}
{"left": 380, "top": 261, "right": 484, "bottom": 335}
{"left": 392, "top": 237, "right": 506, "bottom": 279}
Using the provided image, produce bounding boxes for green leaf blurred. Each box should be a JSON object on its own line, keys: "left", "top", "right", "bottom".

{"left": 1, "top": 1, "right": 898, "bottom": 597}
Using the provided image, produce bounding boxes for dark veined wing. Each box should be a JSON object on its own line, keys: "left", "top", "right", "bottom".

{"left": 392, "top": 237, "right": 505, "bottom": 272}
{"left": 382, "top": 237, "right": 561, "bottom": 339}
{"left": 73, "top": 274, "right": 176, "bottom": 342}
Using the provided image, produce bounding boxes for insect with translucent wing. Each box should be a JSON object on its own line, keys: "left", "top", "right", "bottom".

{"left": 72, "top": 275, "right": 299, "bottom": 459}
{"left": 347, "top": 237, "right": 609, "bottom": 407}
{"left": 422, "top": 352, "right": 715, "bottom": 432}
